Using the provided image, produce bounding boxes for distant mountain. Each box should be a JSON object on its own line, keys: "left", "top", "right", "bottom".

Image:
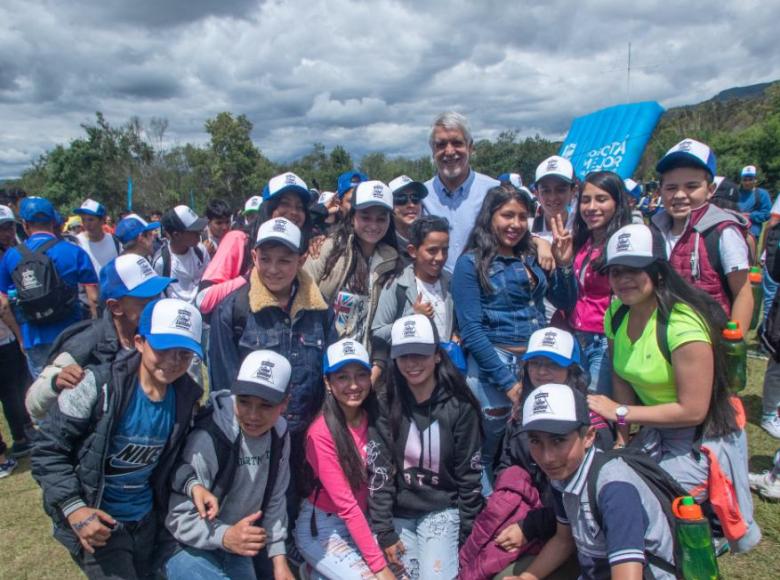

{"left": 709, "top": 82, "right": 776, "bottom": 103}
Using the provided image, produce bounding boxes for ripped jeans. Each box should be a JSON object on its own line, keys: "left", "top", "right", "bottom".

{"left": 393, "top": 508, "right": 460, "bottom": 580}
{"left": 466, "top": 348, "right": 520, "bottom": 495}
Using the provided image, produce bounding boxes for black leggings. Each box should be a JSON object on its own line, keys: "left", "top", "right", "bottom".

{"left": 0, "top": 340, "right": 31, "bottom": 455}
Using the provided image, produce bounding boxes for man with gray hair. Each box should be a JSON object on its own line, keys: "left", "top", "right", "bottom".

{"left": 423, "top": 111, "right": 499, "bottom": 272}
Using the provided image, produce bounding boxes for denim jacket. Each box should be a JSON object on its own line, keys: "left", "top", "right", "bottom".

{"left": 208, "top": 268, "right": 337, "bottom": 433}
{"left": 452, "top": 251, "right": 577, "bottom": 391}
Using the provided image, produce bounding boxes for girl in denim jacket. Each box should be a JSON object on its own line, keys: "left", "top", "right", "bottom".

{"left": 451, "top": 185, "right": 576, "bottom": 494}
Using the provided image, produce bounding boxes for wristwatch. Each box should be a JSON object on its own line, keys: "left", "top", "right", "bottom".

{"left": 615, "top": 406, "right": 629, "bottom": 427}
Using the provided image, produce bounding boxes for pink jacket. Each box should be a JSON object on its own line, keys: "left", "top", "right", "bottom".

{"left": 196, "top": 230, "right": 249, "bottom": 314}
{"left": 569, "top": 240, "right": 612, "bottom": 334}
{"left": 459, "top": 466, "right": 544, "bottom": 580}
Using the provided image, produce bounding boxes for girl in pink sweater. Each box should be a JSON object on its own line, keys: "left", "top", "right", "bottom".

{"left": 294, "top": 338, "right": 394, "bottom": 580}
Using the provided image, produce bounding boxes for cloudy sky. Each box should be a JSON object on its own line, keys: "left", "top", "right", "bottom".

{"left": 1, "top": 0, "right": 779, "bottom": 179}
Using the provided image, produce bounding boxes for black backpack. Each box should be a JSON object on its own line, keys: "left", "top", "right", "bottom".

{"left": 586, "top": 448, "right": 689, "bottom": 579}
{"left": 192, "top": 403, "right": 286, "bottom": 508}
{"left": 11, "top": 238, "right": 77, "bottom": 324}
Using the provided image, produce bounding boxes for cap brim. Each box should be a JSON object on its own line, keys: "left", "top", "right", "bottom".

{"left": 145, "top": 333, "right": 203, "bottom": 359}
{"left": 354, "top": 200, "right": 392, "bottom": 211}
{"left": 522, "top": 351, "right": 574, "bottom": 368}
{"left": 182, "top": 217, "right": 208, "bottom": 232}
{"left": 520, "top": 418, "right": 585, "bottom": 435}
{"left": 144, "top": 222, "right": 161, "bottom": 232}
{"left": 325, "top": 357, "right": 372, "bottom": 374}
{"left": 231, "top": 380, "right": 288, "bottom": 404}
{"left": 391, "top": 342, "right": 437, "bottom": 359}
{"left": 0, "top": 217, "right": 15, "bottom": 225}
{"left": 605, "top": 255, "right": 657, "bottom": 270}
{"left": 125, "top": 276, "right": 173, "bottom": 299}
{"left": 656, "top": 152, "right": 712, "bottom": 175}
{"left": 73, "top": 209, "right": 104, "bottom": 217}
{"left": 534, "top": 173, "right": 573, "bottom": 186}
{"left": 267, "top": 185, "right": 312, "bottom": 203}
{"left": 254, "top": 235, "right": 300, "bottom": 253}
{"left": 393, "top": 182, "right": 428, "bottom": 199}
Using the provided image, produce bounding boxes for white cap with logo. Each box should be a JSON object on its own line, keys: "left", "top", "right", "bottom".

{"left": 353, "top": 180, "right": 393, "bottom": 211}
{"left": 254, "top": 217, "right": 302, "bottom": 253}
{"left": 324, "top": 339, "right": 371, "bottom": 373}
{"left": 520, "top": 383, "right": 589, "bottom": 435}
{"left": 605, "top": 223, "right": 661, "bottom": 269}
{"left": 390, "top": 314, "right": 438, "bottom": 358}
{"left": 535, "top": 156, "right": 575, "bottom": 184}
{"left": 232, "top": 350, "right": 292, "bottom": 404}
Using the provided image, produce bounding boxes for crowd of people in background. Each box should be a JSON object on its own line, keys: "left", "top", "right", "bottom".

{"left": 0, "top": 110, "right": 777, "bottom": 580}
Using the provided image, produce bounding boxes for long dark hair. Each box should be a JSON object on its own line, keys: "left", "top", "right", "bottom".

{"left": 645, "top": 261, "right": 737, "bottom": 437}
{"left": 465, "top": 185, "right": 536, "bottom": 293}
{"left": 318, "top": 378, "right": 380, "bottom": 491}
{"left": 323, "top": 206, "right": 400, "bottom": 286}
{"left": 385, "top": 348, "right": 482, "bottom": 443}
{"left": 572, "top": 171, "right": 632, "bottom": 271}
{"left": 260, "top": 192, "right": 314, "bottom": 247}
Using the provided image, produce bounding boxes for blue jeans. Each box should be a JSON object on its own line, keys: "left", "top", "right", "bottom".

{"left": 574, "top": 331, "right": 612, "bottom": 395}
{"left": 763, "top": 267, "right": 778, "bottom": 325}
{"left": 393, "top": 508, "right": 460, "bottom": 580}
{"left": 466, "top": 348, "right": 518, "bottom": 495}
{"left": 294, "top": 501, "right": 377, "bottom": 579}
{"left": 165, "top": 546, "right": 256, "bottom": 580}
{"left": 26, "top": 343, "right": 51, "bottom": 380}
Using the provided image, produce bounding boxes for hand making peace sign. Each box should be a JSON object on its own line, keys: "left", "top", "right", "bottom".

{"left": 550, "top": 213, "right": 573, "bottom": 267}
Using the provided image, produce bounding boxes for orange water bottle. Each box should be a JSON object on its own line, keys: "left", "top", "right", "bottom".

{"left": 749, "top": 267, "right": 763, "bottom": 330}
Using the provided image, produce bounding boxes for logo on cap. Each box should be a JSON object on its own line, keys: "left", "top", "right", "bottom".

{"left": 172, "top": 309, "right": 193, "bottom": 331}
{"left": 272, "top": 220, "right": 287, "bottom": 234}
{"left": 372, "top": 184, "right": 385, "bottom": 199}
{"left": 547, "top": 159, "right": 559, "bottom": 170}
{"left": 285, "top": 173, "right": 297, "bottom": 185}
{"left": 402, "top": 320, "right": 417, "bottom": 338}
{"left": 678, "top": 140, "right": 692, "bottom": 152}
{"left": 541, "top": 331, "right": 558, "bottom": 348}
{"left": 532, "top": 391, "right": 553, "bottom": 415}
{"left": 255, "top": 360, "right": 275, "bottom": 383}
{"left": 136, "top": 257, "right": 155, "bottom": 278}
{"left": 616, "top": 232, "right": 633, "bottom": 253}
{"left": 342, "top": 341, "right": 356, "bottom": 356}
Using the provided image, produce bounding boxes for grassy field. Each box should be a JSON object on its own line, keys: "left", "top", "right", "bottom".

{"left": 0, "top": 358, "right": 778, "bottom": 579}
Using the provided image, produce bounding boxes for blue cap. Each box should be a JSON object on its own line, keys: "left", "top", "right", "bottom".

{"left": 656, "top": 138, "right": 717, "bottom": 177}
{"left": 138, "top": 298, "right": 203, "bottom": 358}
{"left": 115, "top": 214, "right": 161, "bottom": 244}
{"left": 498, "top": 173, "right": 523, "bottom": 189}
{"left": 261, "top": 172, "right": 312, "bottom": 203}
{"left": 624, "top": 178, "right": 643, "bottom": 200}
{"left": 337, "top": 170, "right": 368, "bottom": 198}
{"left": 522, "top": 327, "right": 581, "bottom": 368}
{"left": 20, "top": 197, "right": 57, "bottom": 223}
{"left": 73, "top": 198, "right": 107, "bottom": 217}
{"left": 100, "top": 254, "right": 173, "bottom": 301}
{"left": 323, "top": 338, "right": 371, "bottom": 374}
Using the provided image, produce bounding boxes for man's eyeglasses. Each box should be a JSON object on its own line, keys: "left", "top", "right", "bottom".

{"left": 393, "top": 193, "right": 423, "bottom": 205}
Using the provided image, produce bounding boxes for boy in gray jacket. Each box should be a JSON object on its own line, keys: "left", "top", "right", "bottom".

{"left": 165, "top": 350, "right": 295, "bottom": 580}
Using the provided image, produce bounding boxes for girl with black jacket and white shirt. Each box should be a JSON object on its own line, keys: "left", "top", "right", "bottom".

{"left": 368, "top": 315, "right": 482, "bottom": 580}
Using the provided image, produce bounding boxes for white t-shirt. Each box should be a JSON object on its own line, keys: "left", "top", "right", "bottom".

{"left": 530, "top": 210, "right": 576, "bottom": 244}
{"left": 662, "top": 226, "right": 749, "bottom": 274}
{"left": 77, "top": 232, "right": 119, "bottom": 275}
{"left": 415, "top": 277, "right": 450, "bottom": 340}
{"left": 153, "top": 244, "right": 210, "bottom": 304}
{"left": 771, "top": 194, "right": 780, "bottom": 216}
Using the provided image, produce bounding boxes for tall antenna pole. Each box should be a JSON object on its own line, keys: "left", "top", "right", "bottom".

{"left": 627, "top": 42, "right": 632, "bottom": 103}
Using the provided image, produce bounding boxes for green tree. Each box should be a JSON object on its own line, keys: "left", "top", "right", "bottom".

{"left": 204, "top": 112, "right": 260, "bottom": 207}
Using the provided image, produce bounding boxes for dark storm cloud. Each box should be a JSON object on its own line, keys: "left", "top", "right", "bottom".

{"left": 1, "top": 0, "right": 780, "bottom": 179}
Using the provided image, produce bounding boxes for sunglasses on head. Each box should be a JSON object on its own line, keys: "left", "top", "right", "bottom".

{"left": 393, "top": 193, "right": 423, "bottom": 205}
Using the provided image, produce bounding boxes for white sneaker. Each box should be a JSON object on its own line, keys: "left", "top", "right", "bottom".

{"left": 748, "top": 471, "right": 780, "bottom": 501}
{"left": 0, "top": 458, "right": 17, "bottom": 479}
{"left": 760, "top": 414, "right": 780, "bottom": 439}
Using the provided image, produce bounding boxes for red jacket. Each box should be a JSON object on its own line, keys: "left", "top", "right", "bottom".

{"left": 459, "top": 466, "right": 543, "bottom": 580}
{"left": 651, "top": 204, "right": 749, "bottom": 316}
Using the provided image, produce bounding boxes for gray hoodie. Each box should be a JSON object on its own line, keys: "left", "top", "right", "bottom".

{"left": 165, "top": 390, "right": 290, "bottom": 557}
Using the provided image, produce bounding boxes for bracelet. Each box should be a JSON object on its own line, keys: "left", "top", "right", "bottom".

{"left": 72, "top": 512, "right": 98, "bottom": 532}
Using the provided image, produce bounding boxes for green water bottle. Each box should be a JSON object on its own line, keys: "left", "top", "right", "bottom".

{"left": 749, "top": 267, "right": 763, "bottom": 330}
{"left": 722, "top": 321, "right": 747, "bottom": 392}
{"left": 673, "top": 496, "right": 720, "bottom": 580}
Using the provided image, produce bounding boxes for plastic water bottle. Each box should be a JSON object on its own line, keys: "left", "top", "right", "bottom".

{"left": 672, "top": 496, "right": 720, "bottom": 580}
{"left": 749, "top": 267, "right": 763, "bottom": 330}
{"left": 722, "top": 321, "right": 747, "bottom": 392}
{"left": 7, "top": 288, "right": 17, "bottom": 304}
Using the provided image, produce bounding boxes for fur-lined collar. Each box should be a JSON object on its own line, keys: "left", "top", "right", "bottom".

{"left": 249, "top": 267, "right": 328, "bottom": 318}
